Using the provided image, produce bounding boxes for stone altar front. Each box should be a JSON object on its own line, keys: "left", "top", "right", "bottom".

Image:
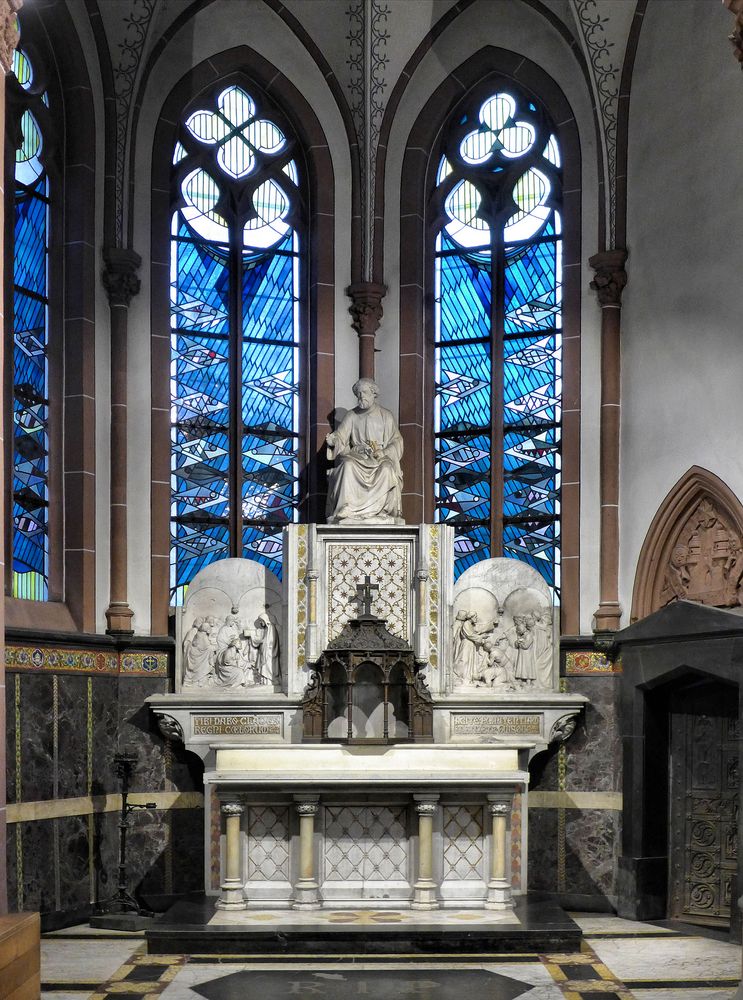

{"left": 149, "top": 524, "right": 586, "bottom": 912}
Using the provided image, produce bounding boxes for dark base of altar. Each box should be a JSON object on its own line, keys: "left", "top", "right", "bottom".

{"left": 145, "top": 893, "right": 581, "bottom": 956}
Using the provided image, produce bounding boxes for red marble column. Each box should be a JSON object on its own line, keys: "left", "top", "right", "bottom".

{"left": 102, "top": 248, "right": 141, "bottom": 635}
{"left": 0, "top": 0, "right": 23, "bottom": 917}
{"left": 347, "top": 282, "right": 385, "bottom": 380}
{"left": 590, "top": 249, "right": 628, "bottom": 635}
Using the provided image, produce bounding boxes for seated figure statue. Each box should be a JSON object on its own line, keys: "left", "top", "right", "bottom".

{"left": 326, "top": 378, "right": 404, "bottom": 524}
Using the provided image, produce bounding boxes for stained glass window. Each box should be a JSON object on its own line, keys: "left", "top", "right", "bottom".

{"left": 432, "top": 89, "right": 562, "bottom": 593}
{"left": 10, "top": 36, "right": 50, "bottom": 600}
{"left": 170, "top": 85, "right": 302, "bottom": 604}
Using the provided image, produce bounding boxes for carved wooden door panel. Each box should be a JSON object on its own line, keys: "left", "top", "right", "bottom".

{"left": 669, "top": 684, "right": 738, "bottom": 927}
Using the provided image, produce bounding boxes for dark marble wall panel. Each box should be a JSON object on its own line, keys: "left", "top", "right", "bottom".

{"left": 91, "top": 677, "right": 119, "bottom": 796}
{"left": 57, "top": 814, "right": 92, "bottom": 911}
{"left": 128, "top": 808, "right": 168, "bottom": 896}
{"left": 118, "top": 678, "right": 168, "bottom": 789}
{"left": 565, "top": 677, "right": 621, "bottom": 793}
{"left": 564, "top": 808, "right": 621, "bottom": 899}
{"left": 6, "top": 822, "right": 17, "bottom": 911}
{"left": 6, "top": 682, "right": 16, "bottom": 805}
{"left": 57, "top": 675, "right": 90, "bottom": 799}
{"left": 19, "top": 674, "right": 55, "bottom": 802}
{"left": 527, "top": 807, "right": 558, "bottom": 893}
{"left": 18, "top": 820, "right": 56, "bottom": 914}
{"left": 172, "top": 806, "right": 205, "bottom": 893}
{"left": 93, "top": 809, "right": 120, "bottom": 907}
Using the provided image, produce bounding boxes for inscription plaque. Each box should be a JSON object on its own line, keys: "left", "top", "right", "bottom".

{"left": 192, "top": 713, "right": 283, "bottom": 738}
{"left": 451, "top": 713, "right": 542, "bottom": 738}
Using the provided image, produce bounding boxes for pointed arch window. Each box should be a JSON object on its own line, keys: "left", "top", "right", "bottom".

{"left": 431, "top": 86, "right": 562, "bottom": 594}
{"left": 170, "top": 84, "right": 304, "bottom": 604}
{"left": 8, "top": 39, "right": 50, "bottom": 600}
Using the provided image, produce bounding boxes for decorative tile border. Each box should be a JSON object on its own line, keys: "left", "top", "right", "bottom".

{"left": 565, "top": 650, "right": 621, "bottom": 675}
{"left": 120, "top": 651, "right": 169, "bottom": 676}
{"left": 6, "top": 644, "right": 169, "bottom": 676}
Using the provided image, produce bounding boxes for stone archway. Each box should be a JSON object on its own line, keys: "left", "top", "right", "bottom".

{"left": 631, "top": 467, "right": 743, "bottom": 622}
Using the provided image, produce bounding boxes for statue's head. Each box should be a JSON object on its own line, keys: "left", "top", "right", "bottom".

{"left": 352, "top": 378, "right": 379, "bottom": 410}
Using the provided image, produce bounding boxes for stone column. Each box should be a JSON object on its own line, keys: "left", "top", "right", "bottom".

{"left": 347, "top": 281, "right": 385, "bottom": 380}
{"left": 0, "top": 0, "right": 22, "bottom": 917}
{"left": 102, "top": 247, "right": 141, "bottom": 634}
{"left": 485, "top": 793, "right": 513, "bottom": 910}
{"left": 216, "top": 801, "right": 246, "bottom": 910}
{"left": 412, "top": 794, "right": 439, "bottom": 910}
{"left": 589, "top": 249, "right": 628, "bottom": 636}
{"left": 293, "top": 795, "right": 321, "bottom": 909}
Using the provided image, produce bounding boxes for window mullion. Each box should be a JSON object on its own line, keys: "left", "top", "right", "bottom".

{"left": 228, "top": 217, "right": 242, "bottom": 557}
{"left": 490, "top": 222, "right": 505, "bottom": 558}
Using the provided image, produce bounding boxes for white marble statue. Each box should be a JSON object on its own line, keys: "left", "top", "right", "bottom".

{"left": 450, "top": 559, "right": 556, "bottom": 693}
{"left": 177, "top": 557, "right": 283, "bottom": 692}
{"left": 326, "top": 378, "right": 404, "bottom": 524}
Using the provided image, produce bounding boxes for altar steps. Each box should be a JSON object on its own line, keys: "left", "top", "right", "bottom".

{"left": 145, "top": 894, "right": 581, "bottom": 956}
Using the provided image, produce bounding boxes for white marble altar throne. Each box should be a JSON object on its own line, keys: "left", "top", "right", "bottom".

{"left": 148, "top": 523, "right": 586, "bottom": 912}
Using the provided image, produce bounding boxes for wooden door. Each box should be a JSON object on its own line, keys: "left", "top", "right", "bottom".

{"left": 668, "top": 682, "right": 739, "bottom": 927}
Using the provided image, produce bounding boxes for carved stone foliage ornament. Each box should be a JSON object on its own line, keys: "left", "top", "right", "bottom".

{"left": 549, "top": 714, "right": 578, "bottom": 743}
{"left": 725, "top": 0, "right": 743, "bottom": 66}
{"left": 156, "top": 714, "right": 183, "bottom": 743}
{"left": 660, "top": 499, "right": 743, "bottom": 609}
{"left": 102, "top": 247, "right": 142, "bottom": 307}
{"left": 451, "top": 558, "right": 556, "bottom": 694}
{"left": 589, "top": 248, "right": 628, "bottom": 307}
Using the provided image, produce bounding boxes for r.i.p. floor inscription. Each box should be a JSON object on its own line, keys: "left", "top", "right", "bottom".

{"left": 193, "top": 969, "right": 530, "bottom": 1000}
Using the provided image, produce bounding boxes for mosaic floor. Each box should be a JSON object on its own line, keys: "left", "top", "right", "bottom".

{"left": 41, "top": 912, "right": 742, "bottom": 1000}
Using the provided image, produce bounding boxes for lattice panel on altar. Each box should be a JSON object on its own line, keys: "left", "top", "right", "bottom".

{"left": 243, "top": 802, "right": 292, "bottom": 903}
{"left": 440, "top": 803, "right": 488, "bottom": 904}
{"left": 283, "top": 524, "right": 454, "bottom": 698}
{"left": 320, "top": 803, "right": 412, "bottom": 903}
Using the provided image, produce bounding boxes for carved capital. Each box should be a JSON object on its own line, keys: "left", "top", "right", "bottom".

{"left": 295, "top": 800, "right": 319, "bottom": 817}
{"left": 347, "top": 281, "right": 386, "bottom": 338}
{"left": 156, "top": 714, "right": 183, "bottom": 743}
{"left": 488, "top": 801, "right": 510, "bottom": 816}
{"left": 221, "top": 801, "right": 245, "bottom": 817}
{"left": 415, "top": 801, "right": 437, "bottom": 816}
{"left": 102, "top": 246, "right": 142, "bottom": 307}
{"left": 725, "top": 0, "right": 743, "bottom": 66}
{"left": 589, "top": 248, "right": 628, "bottom": 307}
{"left": 0, "top": 0, "right": 22, "bottom": 76}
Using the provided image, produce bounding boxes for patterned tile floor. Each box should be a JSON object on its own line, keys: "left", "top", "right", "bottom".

{"left": 40, "top": 912, "right": 742, "bottom": 1000}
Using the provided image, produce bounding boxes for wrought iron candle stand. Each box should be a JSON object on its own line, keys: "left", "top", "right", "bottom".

{"left": 91, "top": 749, "right": 157, "bottom": 930}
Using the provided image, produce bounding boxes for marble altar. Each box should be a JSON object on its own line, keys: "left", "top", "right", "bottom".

{"left": 149, "top": 524, "right": 586, "bottom": 913}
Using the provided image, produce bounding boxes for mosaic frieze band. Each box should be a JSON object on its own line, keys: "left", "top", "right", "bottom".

{"left": 564, "top": 650, "right": 621, "bottom": 675}
{"left": 6, "top": 644, "right": 169, "bottom": 676}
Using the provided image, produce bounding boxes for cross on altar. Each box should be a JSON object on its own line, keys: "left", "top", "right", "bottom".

{"left": 355, "top": 575, "right": 379, "bottom": 617}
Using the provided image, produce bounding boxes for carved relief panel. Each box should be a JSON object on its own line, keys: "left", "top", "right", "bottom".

{"left": 661, "top": 499, "right": 742, "bottom": 609}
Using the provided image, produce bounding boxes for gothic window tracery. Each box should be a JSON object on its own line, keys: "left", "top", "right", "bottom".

{"left": 8, "top": 34, "right": 51, "bottom": 600}
{"left": 170, "top": 83, "right": 304, "bottom": 604}
{"left": 431, "top": 85, "right": 562, "bottom": 594}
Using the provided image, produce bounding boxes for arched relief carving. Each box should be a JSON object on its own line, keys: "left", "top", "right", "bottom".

{"left": 631, "top": 467, "right": 743, "bottom": 622}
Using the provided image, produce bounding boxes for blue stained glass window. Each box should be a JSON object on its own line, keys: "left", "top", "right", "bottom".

{"left": 171, "top": 85, "right": 302, "bottom": 603}
{"left": 10, "top": 38, "right": 50, "bottom": 601}
{"left": 433, "top": 87, "right": 562, "bottom": 595}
